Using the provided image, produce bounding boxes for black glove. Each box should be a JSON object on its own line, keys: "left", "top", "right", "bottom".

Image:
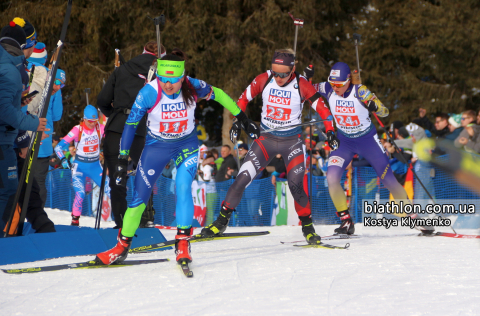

{"left": 234, "top": 111, "right": 260, "bottom": 141}
{"left": 303, "top": 65, "right": 314, "bottom": 80}
{"left": 60, "top": 157, "right": 72, "bottom": 169}
{"left": 366, "top": 100, "right": 378, "bottom": 112}
{"left": 326, "top": 131, "right": 340, "bottom": 151}
{"left": 230, "top": 120, "right": 243, "bottom": 143}
{"left": 114, "top": 155, "right": 129, "bottom": 187}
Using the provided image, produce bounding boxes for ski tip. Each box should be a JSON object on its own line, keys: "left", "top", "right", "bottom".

{"left": 344, "top": 243, "right": 350, "bottom": 249}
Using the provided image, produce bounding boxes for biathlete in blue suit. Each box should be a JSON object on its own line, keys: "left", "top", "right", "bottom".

{"left": 95, "top": 50, "right": 260, "bottom": 265}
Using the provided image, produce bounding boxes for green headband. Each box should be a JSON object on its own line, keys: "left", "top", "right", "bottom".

{"left": 157, "top": 60, "right": 185, "bottom": 77}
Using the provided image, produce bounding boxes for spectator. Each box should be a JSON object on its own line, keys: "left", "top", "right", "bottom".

{"left": 460, "top": 110, "right": 476, "bottom": 128}
{"left": 454, "top": 124, "right": 480, "bottom": 153}
{"left": 391, "top": 120, "right": 404, "bottom": 139}
{"left": 433, "top": 113, "right": 450, "bottom": 137}
{"left": 215, "top": 145, "right": 237, "bottom": 182}
{"left": 269, "top": 154, "right": 286, "bottom": 186}
{"left": 0, "top": 21, "right": 48, "bottom": 232}
{"left": 396, "top": 123, "right": 435, "bottom": 206}
{"left": 198, "top": 151, "right": 216, "bottom": 182}
{"left": 237, "top": 143, "right": 248, "bottom": 165}
{"left": 446, "top": 114, "right": 463, "bottom": 141}
{"left": 211, "top": 148, "right": 222, "bottom": 170}
{"left": 477, "top": 110, "right": 480, "bottom": 125}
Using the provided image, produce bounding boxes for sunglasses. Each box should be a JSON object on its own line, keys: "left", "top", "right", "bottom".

{"left": 158, "top": 75, "right": 184, "bottom": 84}
{"left": 328, "top": 78, "right": 350, "bottom": 88}
{"left": 271, "top": 69, "right": 292, "bottom": 78}
{"left": 85, "top": 119, "right": 98, "bottom": 123}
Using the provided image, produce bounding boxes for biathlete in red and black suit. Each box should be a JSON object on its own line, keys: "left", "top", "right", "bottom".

{"left": 201, "top": 49, "right": 340, "bottom": 244}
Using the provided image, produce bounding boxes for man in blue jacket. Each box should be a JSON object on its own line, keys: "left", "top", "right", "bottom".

{"left": 0, "top": 21, "right": 48, "bottom": 232}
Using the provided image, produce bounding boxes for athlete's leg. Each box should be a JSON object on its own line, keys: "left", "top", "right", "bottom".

{"left": 326, "top": 135, "right": 355, "bottom": 212}
{"left": 224, "top": 135, "right": 274, "bottom": 209}
{"left": 201, "top": 135, "right": 275, "bottom": 236}
{"left": 326, "top": 134, "right": 356, "bottom": 234}
{"left": 172, "top": 141, "right": 199, "bottom": 230}
{"left": 71, "top": 162, "right": 86, "bottom": 217}
{"left": 85, "top": 161, "right": 111, "bottom": 199}
{"left": 122, "top": 142, "right": 171, "bottom": 238}
{"left": 356, "top": 131, "right": 409, "bottom": 204}
{"left": 279, "top": 135, "right": 321, "bottom": 244}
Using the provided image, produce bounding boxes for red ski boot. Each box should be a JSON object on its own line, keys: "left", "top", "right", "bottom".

{"left": 71, "top": 215, "right": 80, "bottom": 226}
{"left": 175, "top": 227, "right": 193, "bottom": 264}
{"left": 95, "top": 230, "right": 132, "bottom": 265}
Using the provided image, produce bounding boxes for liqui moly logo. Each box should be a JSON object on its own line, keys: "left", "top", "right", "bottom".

{"left": 162, "top": 102, "right": 187, "bottom": 119}
{"left": 335, "top": 100, "right": 355, "bottom": 113}
{"left": 268, "top": 88, "right": 291, "bottom": 105}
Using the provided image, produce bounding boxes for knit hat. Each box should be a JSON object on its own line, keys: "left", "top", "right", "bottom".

{"left": 28, "top": 42, "right": 47, "bottom": 65}
{"left": 238, "top": 143, "right": 248, "bottom": 151}
{"left": 12, "top": 18, "right": 36, "bottom": 49}
{"left": 405, "top": 123, "right": 426, "bottom": 141}
{"left": 0, "top": 21, "right": 27, "bottom": 49}
{"left": 328, "top": 62, "right": 351, "bottom": 82}
{"left": 398, "top": 126, "right": 410, "bottom": 139}
{"left": 448, "top": 113, "right": 462, "bottom": 129}
{"left": 83, "top": 105, "right": 98, "bottom": 120}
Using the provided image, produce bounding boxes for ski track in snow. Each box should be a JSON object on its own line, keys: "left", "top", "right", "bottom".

{"left": 0, "top": 208, "right": 479, "bottom": 316}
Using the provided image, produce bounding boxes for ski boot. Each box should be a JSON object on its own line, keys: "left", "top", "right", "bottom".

{"left": 201, "top": 202, "right": 234, "bottom": 237}
{"left": 175, "top": 227, "right": 193, "bottom": 264}
{"left": 71, "top": 215, "right": 80, "bottom": 226}
{"left": 94, "top": 230, "right": 132, "bottom": 265}
{"left": 334, "top": 210, "right": 355, "bottom": 235}
{"left": 409, "top": 213, "right": 435, "bottom": 235}
{"left": 299, "top": 215, "right": 321, "bottom": 244}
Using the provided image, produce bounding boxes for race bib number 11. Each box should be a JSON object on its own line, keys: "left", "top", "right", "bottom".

{"left": 160, "top": 120, "right": 188, "bottom": 134}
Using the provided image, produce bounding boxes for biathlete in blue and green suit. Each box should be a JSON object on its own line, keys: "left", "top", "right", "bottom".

{"left": 95, "top": 50, "right": 260, "bottom": 265}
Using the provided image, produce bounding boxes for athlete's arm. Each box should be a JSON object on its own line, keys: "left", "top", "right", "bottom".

{"left": 55, "top": 126, "right": 79, "bottom": 159}
{"left": 190, "top": 77, "right": 243, "bottom": 117}
{"left": 237, "top": 72, "right": 270, "bottom": 111}
{"left": 357, "top": 85, "right": 389, "bottom": 117}
{"left": 120, "top": 85, "right": 156, "bottom": 156}
{"left": 299, "top": 77, "right": 334, "bottom": 132}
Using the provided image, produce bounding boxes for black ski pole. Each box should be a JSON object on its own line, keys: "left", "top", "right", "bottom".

{"left": 4, "top": 0, "right": 73, "bottom": 237}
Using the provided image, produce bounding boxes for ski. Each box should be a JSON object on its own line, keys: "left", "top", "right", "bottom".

{"left": 129, "top": 231, "right": 270, "bottom": 253}
{"left": 293, "top": 243, "right": 350, "bottom": 249}
{"left": 179, "top": 261, "right": 193, "bottom": 278}
{"left": 2, "top": 258, "right": 169, "bottom": 274}
{"left": 433, "top": 232, "right": 480, "bottom": 239}
{"left": 280, "top": 234, "right": 360, "bottom": 244}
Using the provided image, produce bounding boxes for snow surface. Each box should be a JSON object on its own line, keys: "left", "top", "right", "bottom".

{"left": 1, "top": 208, "right": 479, "bottom": 316}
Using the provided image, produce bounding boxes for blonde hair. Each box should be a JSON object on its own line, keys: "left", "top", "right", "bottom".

{"left": 275, "top": 48, "right": 295, "bottom": 55}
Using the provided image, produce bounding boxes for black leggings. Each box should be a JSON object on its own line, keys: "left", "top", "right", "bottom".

{"left": 224, "top": 133, "right": 311, "bottom": 217}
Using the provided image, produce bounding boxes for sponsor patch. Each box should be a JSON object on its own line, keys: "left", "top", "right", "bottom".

{"left": 330, "top": 69, "right": 341, "bottom": 77}
{"left": 148, "top": 169, "right": 155, "bottom": 176}
{"left": 328, "top": 156, "right": 345, "bottom": 167}
{"left": 268, "top": 88, "right": 291, "bottom": 106}
{"left": 162, "top": 102, "right": 187, "bottom": 119}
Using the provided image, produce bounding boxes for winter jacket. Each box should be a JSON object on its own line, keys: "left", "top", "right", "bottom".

{"left": 97, "top": 53, "right": 157, "bottom": 136}
{"left": 454, "top": 125, "right": 480, "bottom": 154}
{"left": 215, "top": 154, "right": 237, "bottom": 182}
{"left": 0, "top": 42, "right": 38, "bottom": 146}
{"left": 38, "top": 90, "right": 63, "bottom": 158}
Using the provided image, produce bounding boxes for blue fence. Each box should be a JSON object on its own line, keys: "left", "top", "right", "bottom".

{"left": 45, "top": 161, "right": 480, "bottom": 227}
